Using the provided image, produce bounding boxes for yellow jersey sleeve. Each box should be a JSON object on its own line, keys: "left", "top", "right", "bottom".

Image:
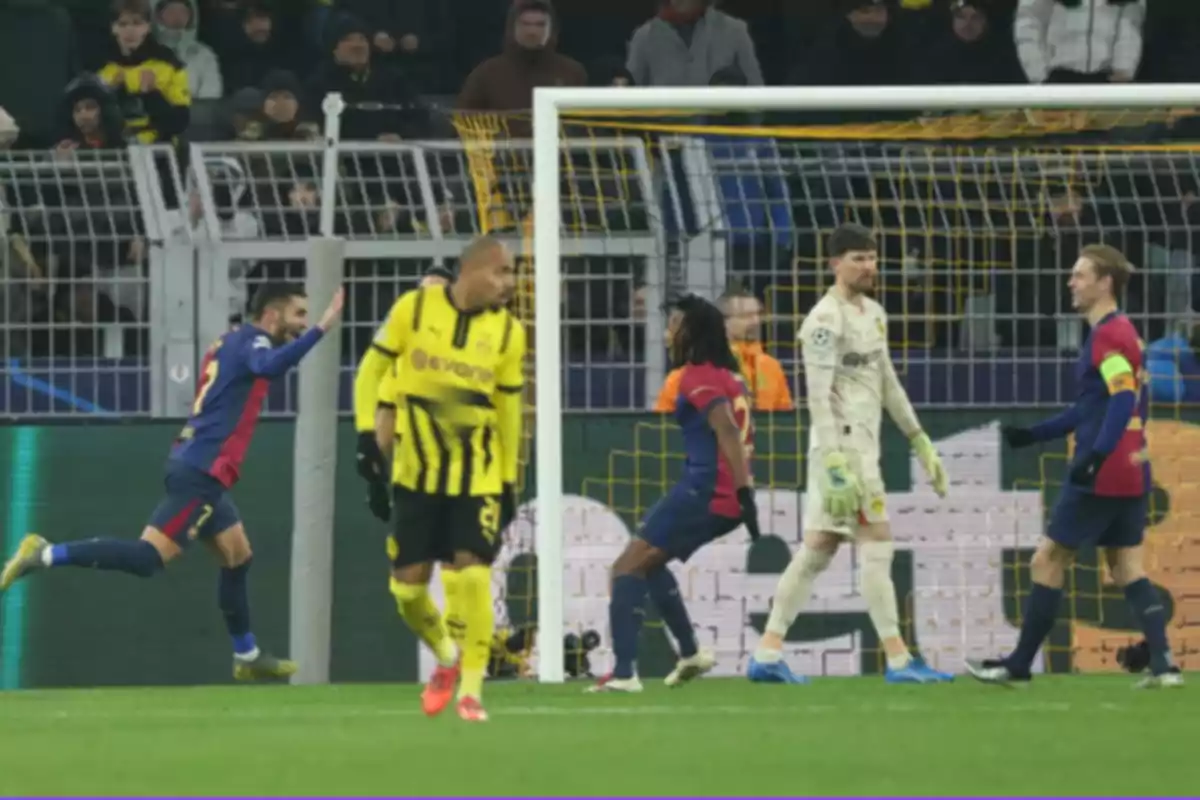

{"left": 494, "top": 313, "right": 527, "bottom": 485}
{"left": 354, "top": 290, "right": 417, "bottom": 432}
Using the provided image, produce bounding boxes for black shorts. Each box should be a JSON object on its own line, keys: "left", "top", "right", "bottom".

{"left": 389, "top": 486, "right": 503, "bottom": 568}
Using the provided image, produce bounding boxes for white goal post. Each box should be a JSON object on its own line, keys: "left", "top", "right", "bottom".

{"left": 530, "top": 83, "right": 1200, "bottom": 684}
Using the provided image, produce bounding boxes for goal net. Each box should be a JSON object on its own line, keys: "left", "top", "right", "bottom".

{"left": 489, "top": 84, "right": 1200, "bottom": 683}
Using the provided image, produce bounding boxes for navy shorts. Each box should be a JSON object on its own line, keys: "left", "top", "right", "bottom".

{"left": 637, "top": 484, "right": 740, "bottom": 562}
{"left": 1047, "top": 486, "right": 1146, "bottom": 550}
{"left": 146, "top": 462, "right": 241, "bottom": 546}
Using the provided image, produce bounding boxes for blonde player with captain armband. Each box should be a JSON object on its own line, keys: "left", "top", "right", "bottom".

{"left": 747, "top": 223, "right": 955, "bottom": 685}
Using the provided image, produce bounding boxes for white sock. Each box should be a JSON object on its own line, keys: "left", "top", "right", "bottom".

{"left": 234, "top": 647, "right": 260, "bottom": 662}
{"left": 753, "top": 647, "right": 782, "bottom": 663}
{"left": 40, "top": 547, "right": 53, "bottom": 567}
{"left": 861, "top": 540, "right": 908, "bottom": 670}
{"left": 764, "top": 544, "right": 834, "bottom": 638}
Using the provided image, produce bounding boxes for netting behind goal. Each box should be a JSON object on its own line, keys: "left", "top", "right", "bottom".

{"left": 500, "top": 89, "right": 1200, "bottom": 680}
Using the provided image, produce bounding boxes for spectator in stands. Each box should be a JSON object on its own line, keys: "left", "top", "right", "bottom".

{"left": 153, "top": 0, "right": 222, "bottom": 99}
{"left": 457, "top": 0, "right": 586, "bottom": 113}
{"left": 261, "top": 70, "right": 319, "bottom": 141}
{"left": 915, "top": 0, "right": 1024, "bottom": 84}
{"left": 1147, "top": 325, "right": 1200, "bottom": 403}
{"left": 653, "top": 286, "right": 793, "bottom": 412}
{"left": 336, "top": 0, "right": 426, "bottom": 59}
{"left": 794, "top": 0, "right": 912, "bottom": 89}
{"left": 626, "top": 0, "right": 763, "bottom": 87}
{"left": 98, "top": 0, "right": 191, "bottom": 144}
{"left": 225, "top": 86, "right": 264, "bottom": 140}
{"left": 307, "top": 15, "right": 429, "bottom": 140}
{"left": 54, "top": 76, "right": 126, "bottom": 151}
{"left": 1015, "top": 0, "right": 1145, "bottom": 83}
{"left": 214, "top": 3, "right": 286, "bottom": 94}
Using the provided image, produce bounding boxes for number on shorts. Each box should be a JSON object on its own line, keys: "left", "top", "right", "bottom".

{"left": 479, "top": 497, "right": 501, "bottom": 544}
{"left": 187, "top": 503, "right": 214, "bottom": 540}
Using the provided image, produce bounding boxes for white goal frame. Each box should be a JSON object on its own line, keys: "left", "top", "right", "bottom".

{"left": 530, "top": 83, "right": 1200, "bottom": 683}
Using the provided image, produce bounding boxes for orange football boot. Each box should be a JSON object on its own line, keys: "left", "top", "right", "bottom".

{"left": 421, "top": 661, "right": 460, "bottom": 716}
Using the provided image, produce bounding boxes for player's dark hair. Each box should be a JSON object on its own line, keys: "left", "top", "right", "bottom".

{"left": 828, "top": 223, "right": 877, "bottom": 258}
{"left": 111, "top": 0, "right": 150, "bottom": 21}
{"left": 249, "top": 282, "right": 306, "bottom": 320}
{"left": 1080, "top": 243, "right": 1134, "bottom": 298}
{"left": 670, "top": 294, "right": 741, "bottom": 373}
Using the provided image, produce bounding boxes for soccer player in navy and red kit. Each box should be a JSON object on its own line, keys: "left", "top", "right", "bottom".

{"left": 0, "top": 283, "right": 345, "bottom": 680}
{"left": 590, "top": 295, "right": 761, "bottom": 693}
{"left": 968, "top": 245, "right": 1181, "bottom": 687}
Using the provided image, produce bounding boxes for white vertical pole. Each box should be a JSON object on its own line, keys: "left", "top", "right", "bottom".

{"left": 289, "top": 92, "right": 346, "bottom": 684}
{"left": 532, "top": 89, "right": 565, "bottom": 683}
{"left": 318, "top": 93, "right": 346, "bottom": 237}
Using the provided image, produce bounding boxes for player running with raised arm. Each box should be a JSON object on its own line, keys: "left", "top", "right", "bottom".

{"left": 747, "top": 224, "right": 953, "bottom": 685}
{"left": 968, "top": 245, "right": 1182, "bottom": 689}
{"left": 589, "top": 295, "right": 761, "bottom": 693}
{"left": 353, "top": 235, "right": 523, "bottom": 723}
{"left": 0, "top": 282, "right": 344, "bottom": 680}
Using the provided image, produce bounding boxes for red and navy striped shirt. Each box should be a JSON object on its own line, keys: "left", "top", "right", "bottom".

{"left": 171, "top": 325, "right": 323, "bottom": 487}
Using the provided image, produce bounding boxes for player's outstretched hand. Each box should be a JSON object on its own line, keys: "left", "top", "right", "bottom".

{"left": 911, "top": 432, "right": 949, "bottom": 498}
{"left": 367, "top": 478, "right": 391, "bottom": 522}
{"left": 737, "top": 486, "right": 760, "bottom": 540}
{"left": 317, "top": 287, "right": 346, "bottom": 331}
{"left": 1001, "top": 425, "right": 1036, "bottom": 449}
{"left": 1068, "top": 452, "right": 1105, "bottom": 486}
{"left": 819, "top": 450, "right": 860, "bottom": 521}
{"left": 356, "top": 432, "right": 387, "bottom": 483}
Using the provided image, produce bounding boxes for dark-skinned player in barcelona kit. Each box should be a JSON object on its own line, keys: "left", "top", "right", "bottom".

{"left": 589, "top": 295, "right": 762, "bottom": 693}
{"left": 0, "top": 283, "right": 345, "bottom": 680}
{"left": 967, "top": 245, "right": 1182, "bottom": 688}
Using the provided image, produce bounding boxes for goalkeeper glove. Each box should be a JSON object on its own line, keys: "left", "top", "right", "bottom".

{"left": 736, "top": 486, "right": 761, "bottom": 541}
{"left": 500, "top": 483, "right": 518, "bottom": 532}
{"left": 356, "top": 432, "right": 387, "bottom": 483}
{"left": 911, "top": 432, "right": 949, "bottom": 498}
{"left": 819, "top": 450, "right": 861, "bottom": 521}
{"left": 367, "top": 478, "right": 391, "bottom": 522}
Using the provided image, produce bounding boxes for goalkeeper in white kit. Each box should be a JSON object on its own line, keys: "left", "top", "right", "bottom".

{"left": 747, "top": 224, "right": 954, "bottom": 685}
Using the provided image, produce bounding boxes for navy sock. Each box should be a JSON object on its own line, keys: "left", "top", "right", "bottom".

{"left": 646, "top": 567, "right": 697, "bottom": 658}
{"left": 219, "top": 559, "right": 257, "bottom": 656}
{"left": 1123, "top": 578, "right": 1172, "bottom": 674}
{"left": 1007, "top": 582, "right": 1063, "bottom": 674}
{"left": 49, "top": 539, "right": 162, "bottom": 578}
{"left": 609, "top": 573, "right": 647, "bottom": 679}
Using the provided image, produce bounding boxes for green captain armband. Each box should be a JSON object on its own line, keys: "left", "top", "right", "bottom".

{"left": 1099, "top": 354, "right": 1137, "bottom": 395}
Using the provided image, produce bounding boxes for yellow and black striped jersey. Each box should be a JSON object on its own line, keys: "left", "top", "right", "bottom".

{"left": 353, "top": 285, "right": 525, "bottom": 497}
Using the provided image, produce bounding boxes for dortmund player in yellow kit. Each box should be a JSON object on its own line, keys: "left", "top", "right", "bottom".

{"left": 354, "top": 235, "right": 524, "bottom": 723}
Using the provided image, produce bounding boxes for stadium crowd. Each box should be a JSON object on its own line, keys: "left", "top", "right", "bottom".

{"left": 1, "top": 0, "right": 1200, "bottom": 404}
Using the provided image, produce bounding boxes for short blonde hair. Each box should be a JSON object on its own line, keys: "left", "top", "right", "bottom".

{"left": 1079, "top": 243, "right": 1134, "bottom": 298}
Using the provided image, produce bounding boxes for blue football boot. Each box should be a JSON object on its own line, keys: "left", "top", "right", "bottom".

{"left": 885, "top": 656, "right": 955, "bottom": 684}
{"left": 747, "top": 656, "right": 810, "bottom": 684}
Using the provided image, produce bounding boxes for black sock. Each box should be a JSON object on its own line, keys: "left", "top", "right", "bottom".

{"left": 1007, "top": 582, "right": 1062, "bottom": 675}
{"left": 49, "top": 539, "right": 162, "bottom": 578}
{"left": 646, "top": 567, "right": 698, "bottom": 658}
{"left": 1123, "top": 578, "right": 1172, "bottom": 674}
{"left": 609, "top": 574, "right": 647, "bottom": 679}
{"left": 219, "top": 559, "right": 256, "bottom": 656}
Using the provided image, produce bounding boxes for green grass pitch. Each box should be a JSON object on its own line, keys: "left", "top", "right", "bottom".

{"left": 1, "top": 676, "right": 1193, "bottom": 796}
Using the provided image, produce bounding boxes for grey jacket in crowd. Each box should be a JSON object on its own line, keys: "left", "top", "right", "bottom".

{"left": 626, "top": 7, "right": 763, "bottom": 87}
